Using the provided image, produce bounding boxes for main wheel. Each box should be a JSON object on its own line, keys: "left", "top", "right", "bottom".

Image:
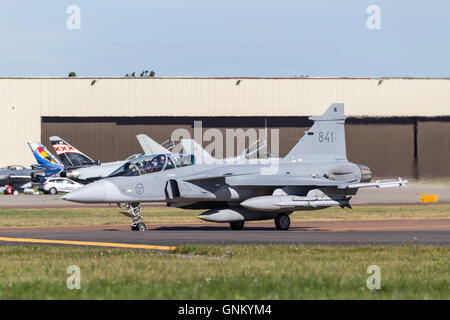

{"left": 229, "top": 221, "right": 245, "bottom": 230}
{"left": 136, "top": 222, "right": 146, "bottom": 231}
{"left": 275, "top": 213, "right": 290, "bottom": 231}
{"left": 49, "top": 187, "right": 57, "bottom": 195}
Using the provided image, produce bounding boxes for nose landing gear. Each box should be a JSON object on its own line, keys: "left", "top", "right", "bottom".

{"left": 120, "top": 202, "right": 146, "bottom": 231}
{"left": 132, "top": 221, "right": 146, "bottom": 232}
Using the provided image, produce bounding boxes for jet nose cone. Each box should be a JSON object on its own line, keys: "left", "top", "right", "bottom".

{"left": 63, "top": 180, "right": 109, "bottom": 203}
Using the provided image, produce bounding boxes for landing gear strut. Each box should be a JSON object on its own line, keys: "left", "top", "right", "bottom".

{"left": 121, "top": 202, "right": 146, "bottom": 231}
{"left": 275, "top": 213, "right": 290, "bottom": 231}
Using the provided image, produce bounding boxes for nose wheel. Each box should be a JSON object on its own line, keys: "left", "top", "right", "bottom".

{"left": 121, "top": 202, "right": 147, "bottom": 231}
{"left": 131, "top": 222, "right": 146, "bottom": 231}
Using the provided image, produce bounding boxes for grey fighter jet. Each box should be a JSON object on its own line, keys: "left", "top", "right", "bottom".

{"left": 0, "top": 165, "right": 44, "bottom": 193}
{"left": 181, "top": 137, "right": 279, "bottom": 164}
{"left": 48, "top": 134, "right": 172, "bottom": 183}
{"left": 64, "top": 103, "right": 408, "bottom": 231}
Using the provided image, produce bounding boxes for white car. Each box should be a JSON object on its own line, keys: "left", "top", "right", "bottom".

{"left": 39, "top": 178, "right": 83, "bottom": 195}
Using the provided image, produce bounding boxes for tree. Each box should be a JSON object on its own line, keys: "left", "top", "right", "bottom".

{"left": 124, "top": 70, "right": 155, "bottom": 77}
{"left": 68, "top": 72, "right": 77, "bottom": 77}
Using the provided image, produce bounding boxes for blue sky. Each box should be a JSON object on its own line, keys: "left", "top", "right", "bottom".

{"left": 1, "top": 0, "right": 449, "bottom": 77}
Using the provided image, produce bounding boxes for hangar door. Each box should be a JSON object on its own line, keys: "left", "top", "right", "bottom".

{"left": 42, "top": 116, "right": 417, "bottom": 178}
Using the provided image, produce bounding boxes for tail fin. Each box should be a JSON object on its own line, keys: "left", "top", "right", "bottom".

{"left": 239, "top": 138, "right": 267, "bottom": 160}
{"left": 285, "top": 103, "right": 347, "bottom": 161}
{"left": 180, "top": 139, "right": 216, "bottom": 164}
{"left": 136, "top": 134, "right": 171, "bottom": 155}
{"left": 27, "top": 142, "right": 64, "bottom": 175}
{"left": 49, "top": 136, "right": 96, "bottom": 168}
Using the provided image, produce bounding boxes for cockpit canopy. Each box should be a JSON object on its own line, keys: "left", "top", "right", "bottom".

{"left": 125, "top": 153, "right": 144, "bottom": 161}
{"left": 109, "top": 153, "right": 194, "bottom": 177}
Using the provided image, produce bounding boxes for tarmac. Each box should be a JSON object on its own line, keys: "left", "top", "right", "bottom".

{"left": 0, "top": 182, "right": 448, "bottom": 249}
{"left": 0, "top": 220, "right": 448, "bottom": 250}
{"left": 1, "top": 181, "right": 449, "bottom": 208}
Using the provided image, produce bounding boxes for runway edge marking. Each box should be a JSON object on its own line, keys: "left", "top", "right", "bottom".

{"left": 0, "top": 236, "right": 175, "bottom": 251}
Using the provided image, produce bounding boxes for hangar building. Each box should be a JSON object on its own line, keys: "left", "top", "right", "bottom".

{"left": 1, "top": 77, "right": 449, "bottom": 178}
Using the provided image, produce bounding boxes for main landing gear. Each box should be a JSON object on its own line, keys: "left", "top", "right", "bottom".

{"left": 275, "top": 213, "right": 290, "bottom": 231}
{"left": 227, "top": 213, "right": 291, "bottom": 231}
{"left": 229, "top": 221, "right": 245, "bottom": 230}
{"left": 120, "top": 202, "right": 146, "bottom": 231}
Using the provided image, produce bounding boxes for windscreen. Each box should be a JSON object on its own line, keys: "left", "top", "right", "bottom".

{"left": 108, "top": 154, "right": 178, "bottom": 178}
{"left": 59, "top": 152, "right": 96, "bottom": 168}
{"left": 108, "top": 163, "right": 141, "bottom": 177}
{"left": 136, "top": 155, "right": 168, "bottom": 174}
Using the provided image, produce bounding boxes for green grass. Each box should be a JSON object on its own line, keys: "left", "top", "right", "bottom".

{"left": 0, "top": 245, "right": 448, "bottom": 299}
{"left": 412, "top": 178, "right": 450, "bottom": 186}
{"left": 0, "top": 207, "right": 201, "bottom": 227}
{"left": 0, "top": 205, "right": 448, "bottom": 228}
{"left": 290, "top": 204, "right": 450, "bottom": 221}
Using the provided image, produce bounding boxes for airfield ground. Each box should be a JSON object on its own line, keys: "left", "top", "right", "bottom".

{"left": 0, "top": 181, "right": 448, "bottom": 299}
{"left": 0, "top": 244, "right": 448, "bottom": 299}
{"left": 2, "top": 181, "right": 450, "bottom": 208}
{"left": 0, "top": 205, "right": 449, "bottom": 228}
{"left": 0, "top": 205, "right": 448, "bottom": 300}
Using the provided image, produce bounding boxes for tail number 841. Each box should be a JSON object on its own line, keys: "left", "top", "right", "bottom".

{"left": 318, "top": 131, "right": 335, "bottom": 143}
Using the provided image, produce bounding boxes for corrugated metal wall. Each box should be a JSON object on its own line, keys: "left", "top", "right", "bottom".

{"left": 116, "top": 118, "right": 193, "bottom": 159}
{"left": 418, "top": 121, "right": 450, "bottom": 177}
{"left": 41, "top": 116, "right": 445, "bottom": 178}
{"left": 346, "top": 123, "right": 415, "bottom": 177}
{"left": 41, "top": 118, "right": 117, "bottom": 163}
{"left": 31, "top": 78, "right": 450, "bottom": 118}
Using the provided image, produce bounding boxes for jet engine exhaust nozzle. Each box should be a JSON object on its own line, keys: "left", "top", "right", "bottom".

{"left": 357, "top": 164, "right": 372, "bottom": 182}
{"left": 65, "top": 170, "right": 80, "bottom": 180}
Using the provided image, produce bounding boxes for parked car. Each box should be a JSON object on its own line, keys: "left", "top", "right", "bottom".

{"left": 39, "top": 178, "right": 83, "bottom": 195}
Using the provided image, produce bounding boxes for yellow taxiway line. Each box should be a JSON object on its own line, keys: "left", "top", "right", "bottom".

{"left": 0, "top": 236, "right": 175, "bottom": 251}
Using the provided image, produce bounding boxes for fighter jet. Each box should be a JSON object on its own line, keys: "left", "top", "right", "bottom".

{"left": 47, "top": 135, "right": 172, "bottom": 183}
{"left": 137, "top": 134, "right": 173, "bottom": 155}
{"left": 0, "top": 164, "right": 45, "bottom": 193}
{"left": 28, "top": 142, "right": 64, "bottom": 177}
{"left": 64, "top": 103, "right": 408, "bottom": 231}
{"left": 181, "top": 138, "right": 279, "bottom": 164}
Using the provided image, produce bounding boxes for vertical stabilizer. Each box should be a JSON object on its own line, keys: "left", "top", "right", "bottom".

{"left": 181, "top": 139, "right": 216, "bottom": 164}
{"left": 285, "top": 103, "right": 347, "bottom": 161}
{"left": 27, "top": 142, "right": 64, "bottom": 175}
{"left": 49, "top": 136, "right": 96, "bottom": 168}
{"left": 136, "top": 134, "right": 171, "bottom": 155}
